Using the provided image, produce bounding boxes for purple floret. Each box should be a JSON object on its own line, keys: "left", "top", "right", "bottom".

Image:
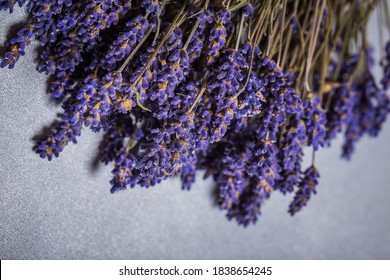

{"left": 288, "top": 165, "right": 320, "bottom": 215}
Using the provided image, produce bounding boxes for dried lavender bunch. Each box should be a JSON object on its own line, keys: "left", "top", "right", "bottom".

{"left": 2, "top": 0, "right": 390, "bottom": 226}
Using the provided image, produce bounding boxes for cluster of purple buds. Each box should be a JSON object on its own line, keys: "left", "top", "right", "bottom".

{"left": 382, "top": 42, "right": 390, "bottom": 90}
{"left": 288, "top": 165, "right": 320, "bottom": 215}
{"left": 335, "top": 49, "right": 390, "bottom": 159}
{"left": 2, "top": 0, "right": 390, "bottom": 226}
{"left": 0, "top": 0, "right": 26, "bottom": 13}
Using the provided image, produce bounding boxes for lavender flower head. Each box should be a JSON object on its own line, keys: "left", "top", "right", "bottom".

{"left": 1, "top": 0, "right": 390, "bottom": 227}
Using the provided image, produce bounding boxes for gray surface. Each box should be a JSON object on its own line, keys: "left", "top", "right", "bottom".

{"left": 1, "top": 8, "right": 390, "bottom": 260}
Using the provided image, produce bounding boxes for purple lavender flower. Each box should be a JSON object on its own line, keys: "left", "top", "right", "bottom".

{"left": 141, "top": 0, "right": 161, "bottom": 14}
{"left": 275, "top": 116, "right": 306, "bottom": 194}
{"left": 180, "top": 162, "right": 197, "bottom": 190}
{"left": 99, "top": 114, "right": 137, "bottom": 164}
{"left": 0, "top": 0, "right": 26, "bottom": 13}
{"left": 101, "top": 15, "right": 150, "bottom": 71}
{"left": 134, "top": 111, "right": 195, "bottom": 188}
{"left": 1, "top": 25, "right": 34, "bottom": 69}
{"left": 199, "top": 115, "right": 280, "bottom": 225}
{"left": 226, "top": 177, "right": 273, "bottom": 226}
{"left": 3, "top": 0, "right": 390, "bottom": 228}
{"left": 148, "top": 28, "right": 189, "bottom": 112}
{"left": 214, "top": 141, "right": 248, "bottom": 209}
{"left": 302, "top": 93, "right": 326, "bottom": 150}
{"left": 35, "top": 114, "right": 82, "bottom": 160}
{"left": 194, "top": 48, "right": 247, "bottom": 148}
{"left": 236, "top": 75, "right": 265, "bottom": 118}
{"left": 343, "top": 73, "right": 390, "bottom": 159}
{"left": 248, "top": 55, "right": 302, "bottom": 142}
{"left": 382, "top": 41, "right": 390, "bottom": 90}
{"left": 246, "top": 139, "right": 281, "bottom": 181}
{"left": 110, "top": 152, "right": 138, "bottom": 193}
{"left": 186, "top": 9, "right": 212, "bottom": 63}
{"left": 289, "top": 165, "right": 319, "bottom": 215}
{"left": 34, "top": 1, "right": 132, "bottom": 76}
{"left": 325, "top": 84, "right": 357, "bottom": 143}
{"left": 38, "top": 39, "right": 84, "bottom": 76}
{"left": 243, "top": 4, "right": 254, "bottom": 18}
{"left": 49, "top": 74, "right": 72, "bottom": 99}
{"left": 205, "top": 8, "right": 231, "bottom": 65}
{"left": 27, "top": 0, "right": 73, "bottom": 45}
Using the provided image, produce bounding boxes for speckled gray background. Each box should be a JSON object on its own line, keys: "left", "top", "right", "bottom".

{"left": 1, "top": 7, "right": 390, "bottom": 260}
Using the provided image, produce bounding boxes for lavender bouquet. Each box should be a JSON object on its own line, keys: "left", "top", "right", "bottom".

{"left": 1, "top": 0, "right": 390, "bottom": 226}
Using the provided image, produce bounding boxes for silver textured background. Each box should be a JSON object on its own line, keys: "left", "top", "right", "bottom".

{"left": 1, "top": 7, "right": 390, "bottom": 260}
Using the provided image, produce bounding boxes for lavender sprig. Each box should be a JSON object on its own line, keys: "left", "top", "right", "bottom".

{"left": 1, "top": 0, "right": 390, "bottom": 227}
